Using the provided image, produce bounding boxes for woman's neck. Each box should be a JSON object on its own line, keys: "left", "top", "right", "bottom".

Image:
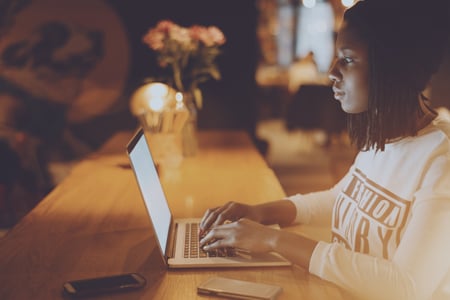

{"left": 417, "top": 94, "right": 438, "bottom": 131}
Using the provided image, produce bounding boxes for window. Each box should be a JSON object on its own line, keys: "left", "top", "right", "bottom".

{"left": 295, "top": 1, "right": 334, "bottom": 72}
{"left": 256, "top": 0, "right": 341, "bottom": 87}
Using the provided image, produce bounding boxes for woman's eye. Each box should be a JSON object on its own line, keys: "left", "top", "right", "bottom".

{"left": 343, "top": 57, "right": 354, "bottom": 64}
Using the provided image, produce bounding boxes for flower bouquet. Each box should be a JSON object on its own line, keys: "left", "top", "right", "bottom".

{"left": 142, "top": 20, "right": 226, "bottom": 109}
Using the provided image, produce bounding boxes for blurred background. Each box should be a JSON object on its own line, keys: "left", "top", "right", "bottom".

{"left": 1, "top": 0, "right": 449, "bottom": 230}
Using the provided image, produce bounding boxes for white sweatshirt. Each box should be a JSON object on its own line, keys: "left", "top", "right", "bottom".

{"left": 287, "top": 117, "right": 450, "bottom": 300}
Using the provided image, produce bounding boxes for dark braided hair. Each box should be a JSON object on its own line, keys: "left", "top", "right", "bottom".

{"left": 343, "top": 0, "right": 449, "bottom": 151}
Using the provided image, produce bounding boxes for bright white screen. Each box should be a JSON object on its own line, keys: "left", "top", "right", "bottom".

{"left": 129, "top": 133, "right": 171, "bottom": 254}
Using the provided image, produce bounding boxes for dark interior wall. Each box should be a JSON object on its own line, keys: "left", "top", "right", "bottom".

{"left": 0, "top": 0, "right": 261, "bottom": 149}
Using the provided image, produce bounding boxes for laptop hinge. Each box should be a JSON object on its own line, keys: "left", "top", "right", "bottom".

{"left": 166, "top": 222, "right": 178, "bottom": 259}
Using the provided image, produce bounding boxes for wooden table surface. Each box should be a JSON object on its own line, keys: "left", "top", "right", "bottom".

{"left": 0, "top": 130, "right": 349, "bottom": 300}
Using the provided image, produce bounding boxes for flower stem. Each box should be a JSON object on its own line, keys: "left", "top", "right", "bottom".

{"left": 172, "top": 63, "right": 184, "bottom": 91}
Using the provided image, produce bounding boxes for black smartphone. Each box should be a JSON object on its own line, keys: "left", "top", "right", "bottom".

{"left": 63, "top": 273, "right": 146, "bottom": 298}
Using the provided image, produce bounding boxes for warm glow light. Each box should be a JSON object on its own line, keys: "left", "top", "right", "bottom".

{"left": 129, "top": 82, "right": 188, "bottom": 134}
{"left": 174, "top": 92, "right": 185, "bottom": 109}
{"left": 302, "top": 0, "right": 316, "bottom": 8}
{"left": 130, "top": 82, "right": 175, "bottom": 115}
{"left": 341, "top": 0, "right": 355, "bottom": 8}
{"left": 148, "top": 97, "right": 165, "bottom": 111}
{"left": 145, "top": 82, "right": 170, "bottom": 98}
{"left": 175, "top": 92, "right": 183, "bottom": 103}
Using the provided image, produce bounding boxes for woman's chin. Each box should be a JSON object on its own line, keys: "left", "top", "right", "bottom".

{"left": 341, "top": 105, "right": 367, "bottom": 114}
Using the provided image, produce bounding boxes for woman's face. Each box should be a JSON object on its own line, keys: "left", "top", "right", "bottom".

{"left": 329, "top": 21, "right": 369, "bottom": 114}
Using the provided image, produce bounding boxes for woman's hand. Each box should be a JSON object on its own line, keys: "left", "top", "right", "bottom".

{"left": 199, "top": 218, "right": 278, "bottom": 253}
{"left": 199, "top": 200, "right": 297, "bottom": 235}
{"left": 199, "top": 213, "right": 318, "bottom": 270}
{"left": 199, "top": 201, "right": 259, "bottom": 234}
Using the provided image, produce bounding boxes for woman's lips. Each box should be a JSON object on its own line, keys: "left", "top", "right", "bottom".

{"left": 332, "top": 88, "right": 344, "bottom": 100}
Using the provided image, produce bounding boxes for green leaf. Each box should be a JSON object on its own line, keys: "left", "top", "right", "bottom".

{"left": 193, "top": 87, "right": 203, "bottom": 109}
{"left": 209, "top": 68, "right": 221, "bottom": 80}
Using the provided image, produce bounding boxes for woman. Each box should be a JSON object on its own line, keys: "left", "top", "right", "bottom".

{"left": 199, "top": 1, "right": 450, "bottom": 299}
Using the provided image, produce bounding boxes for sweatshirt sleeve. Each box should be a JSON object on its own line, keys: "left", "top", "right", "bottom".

{"left": 308, "top": 154, "right": 450, "bottom": 300}
{"left": 285, "top": 168, "right": 354, "bottom": 226}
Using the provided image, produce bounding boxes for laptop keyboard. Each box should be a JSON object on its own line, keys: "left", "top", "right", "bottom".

{"left": 184, "top": 223, "right": 237, "bottom": 258}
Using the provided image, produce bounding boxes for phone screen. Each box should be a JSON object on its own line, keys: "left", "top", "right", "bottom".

{"left": 64, "top": 273, "right": 146, "bottom": 297}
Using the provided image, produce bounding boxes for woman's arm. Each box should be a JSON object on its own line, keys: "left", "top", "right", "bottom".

{"left": 249, "top": 200, "right": 297, "bottom": 226}
{"left": 200, "top": 163, "right": 354, "bottom": 232}
{"left": 286, "top": 169, "right": 353, "bottom": 226}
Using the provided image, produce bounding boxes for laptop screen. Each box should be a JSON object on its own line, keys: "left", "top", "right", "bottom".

{"left": 127, "top": 129, "right": 171, "bottom": 255}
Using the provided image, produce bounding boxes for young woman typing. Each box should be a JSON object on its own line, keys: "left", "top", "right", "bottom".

{"left": 199, "top": 1, "right": 450, "bottom": 299}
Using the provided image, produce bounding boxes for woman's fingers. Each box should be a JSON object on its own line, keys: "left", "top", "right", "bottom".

{"left": 199, "top": 201, "right": 245, "bottom": 232}
{"left": 200, "top": 219, "right": 274, "bottom": 253}
{"left": 211, "top": 203, "right": 239, "bottom": 228}
{"left": 200, "top": 222, "right": 236, "bottom": 249}
{"left": 199, "top": 206, "right": 220, "bottom": 233}
{"left": 199, "top": 205, "right": 228, "bottom": 232}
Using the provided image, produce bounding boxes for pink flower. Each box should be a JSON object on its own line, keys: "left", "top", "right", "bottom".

{"left": 169, "top": 25, "right": 192, "bottom": 46}
{"left": 207, "top": 26, "right": 226, "bottom": 45}
{"left": 142, "top": 28, "right": 165, "bottom": 50}
{"left": 155, "top": 20, "right": 176, "bottom": 33}
{"left": 190, "top": 25, "right": 214, "bottom": 46}
{"left": 190, "top": 25, "right": 226, "bottom": 47}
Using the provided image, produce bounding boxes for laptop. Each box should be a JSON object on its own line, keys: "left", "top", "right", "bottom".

{"left": 126, "top": 128, "right": 291, "bottom": 269}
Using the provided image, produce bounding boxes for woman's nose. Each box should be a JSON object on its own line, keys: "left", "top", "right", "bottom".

{"left": 328, "top": 60, "right": 341, "bottom": 83}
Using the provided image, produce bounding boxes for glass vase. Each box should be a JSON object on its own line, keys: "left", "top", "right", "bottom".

{"left": 181, "top": 92, "right": 199, "bottom": 157}
{"left": 141, "top": 125, "right": 184, "bottom": 170}
{"left": 138, "top": 106, "right": 187, "bottom": 169}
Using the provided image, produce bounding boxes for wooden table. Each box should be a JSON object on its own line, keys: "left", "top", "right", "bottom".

{"left": 0, "top": 130, "right": 349, "bottom": 299}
